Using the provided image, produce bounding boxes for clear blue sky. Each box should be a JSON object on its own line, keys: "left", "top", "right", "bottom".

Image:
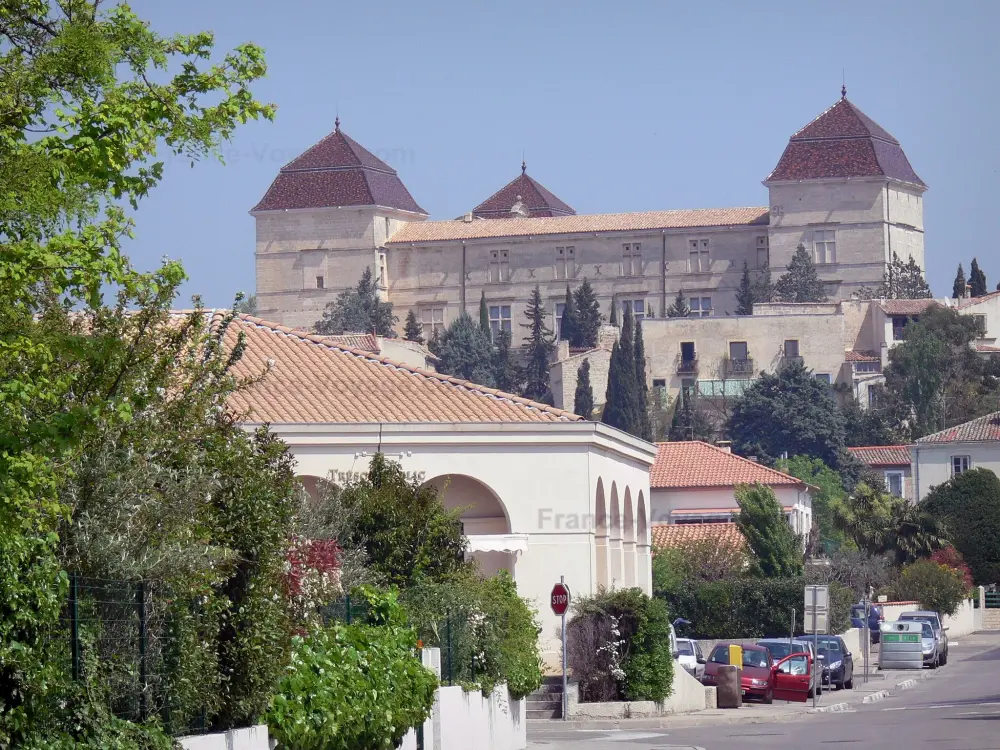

{"left": 128, "top": 0, "right": 999, "bottom": 305}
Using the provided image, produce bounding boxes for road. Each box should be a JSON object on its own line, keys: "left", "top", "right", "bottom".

{"left": 528, "top": 631, "right": 1000, "bottom": 749}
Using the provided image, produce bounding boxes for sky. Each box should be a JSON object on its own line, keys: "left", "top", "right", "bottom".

{"left": 127, "top": 0, "right": 1000, "bottom": 305}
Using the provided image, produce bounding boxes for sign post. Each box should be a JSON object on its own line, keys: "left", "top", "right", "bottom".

{"left": 804, "top": 585, "right": 829, "bottom": 710}
{"left": 551, "top": 578, "right": 571, "bottom": 721}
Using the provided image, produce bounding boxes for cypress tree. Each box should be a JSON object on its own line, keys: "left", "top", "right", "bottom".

{"left": 521, "top": 284, "right": 555, "bottom": 403}
{"left": 573, "top": 278, "right": 602, "bottom": 348}
{"left": 609, "top": 299, "right": 619, "bottom": 327}
{"left": 667, "top": 290, "right": 690, "bottom": 318}
{"left": 775, "top": 243, "right": 827, "bottom": 303}
{"left": 970, "top": 258, "right": 988, "bottom": 298}
{"left": 403, "top": 309, "right": 424, "bottom": 344}
{"left": 492, "top": 328, "right": 523, "bottom": 394}
{"left": 735, "top": 260, "right": 755, "bottom": 315}
{"left": 953, "top": 263, "right": 966, "bottom": 299}
{"left": 574, "top": 359, "right": 595, "bottom": 419}
{"left": 752, "top": 263, "right": 775, "bottom": 305}
{"left": 560, "top": 285, "right": 579, "bottom": 343}
{"left": 633, "top": 315, "right": 653, "bottom": 441}
{"left": 478, "top": 291, "right": 491, "bottom": 335}
{"left": 602, "top": 307, "right": 640, "bottom": 436}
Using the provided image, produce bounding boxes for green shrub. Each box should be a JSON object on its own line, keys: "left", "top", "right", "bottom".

{"left": 889, "top": 560, "right": 969, "bottom": 617}
{"left": 567, "top": 588, "right": 674, "bottom": 703}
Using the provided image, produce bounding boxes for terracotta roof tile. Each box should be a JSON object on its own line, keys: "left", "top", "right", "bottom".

{"left": 915, "top": 411, "right": 1000, "bottom": 444}
{"left": 650, "top": 522, "right": 745, "bottom": 550}
{"left": 845, "top": 350, "right": 881, "bottom": 362}
{"left": 224, "top": 314, "right": 578, "bottom": 424}
{"left": 959, "top": 291, "right": 1000, "bottom": 309}
{"left": 650, "top": 442, "right": 804, "bottom": 489}
{"left": 877, "top": 299, "right": 939, "bottom": 316}
{"left": 848, "top": 445, "right": 911, "bottom": 467}
{"left": 976, "top": 344, "right": 1000, "bottom": 353}
{"left": 472, "top": 169, "right": 575, "bottom": 219}
{"left": 319, "top": 333, "right": 380, "bottom": 353}
{"left": 387, "top": 206, "right": 769, "bottom": 245}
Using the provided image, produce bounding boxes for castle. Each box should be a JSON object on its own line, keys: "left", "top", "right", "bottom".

{"left": 252, "top": 89, "right": 927, "bottom": 340}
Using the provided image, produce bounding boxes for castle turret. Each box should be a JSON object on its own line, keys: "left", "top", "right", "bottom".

{"left": 470, "top": 161, "right": 575, "bottom": 219}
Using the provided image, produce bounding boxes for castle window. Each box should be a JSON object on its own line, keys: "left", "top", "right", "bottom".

{"left": 489, "top": 304, "right": 511, "bottom": 342}
{"left": 813, "top": 229, "right": 836, "bottom": 264}
{"left": 488, "top": 249, "right": 510, "bottom": 283}
{"left": 377, "top": 252, "right": 388, "bottom": 289}
{"left": 952, "top": 455, "right": 971, "bottom": 477}
{"left": 688, "top": 239, "right": 710, "bottom": 273}
{"left": 555, "top": 246, "right": 575, "bottom": 280}
{"left": 621, "top": 298, "right": 646, "bottom": 321}
{"left": 622, "top": 243, "right": 642, "bottom": 276}
{"left": 756, "top": 236, "right": 769, "bottom": 269}
{"left": 690, "top": 297, "right": 713, "bottom": 317}
{"left": 315, "top": 275, "right": 325, "bottom": 289}
{"left": 421, "top": 307, "right": 445, "bottom": 339}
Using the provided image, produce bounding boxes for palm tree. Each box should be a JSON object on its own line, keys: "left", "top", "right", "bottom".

{"left": 886, "top": 501, "right": 947, "bottom": 565}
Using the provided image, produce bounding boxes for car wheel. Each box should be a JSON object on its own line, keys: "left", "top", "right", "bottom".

{"left": 764, "top": 688, "right": 773, "bottom": 705}
{"left": 940, "top": 651, "right": 947, "bottom": 666}
{"left": 930, "top": 656, "right": 938, "bottom": 669}
{"left": 808, "top": 686, "right": 815, "bottom": 699}
{"left": 844, "top": 677, "right": 853, "bottom": 690}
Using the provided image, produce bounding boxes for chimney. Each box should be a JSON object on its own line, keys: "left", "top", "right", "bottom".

{"left": 463, "top": 212, "right": 473, "bottom": 223}
{"left": 716, "top": 440, "right": 732, "bottom": 453}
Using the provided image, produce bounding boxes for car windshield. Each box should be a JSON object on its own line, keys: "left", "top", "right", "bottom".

{"left": 902, "top": 614, "right": 939, "bottom": 630}
{"left": 922, "top": 623, "right": 934, "bottom": 637}
{"left": 817, "top": 639, "right": 841, "bottom": 653}
{"left": 742, "top": 650, "right": 769, "bottom": 669}
{"left": 678, "top": 641, "right": 694, "bottom": 655}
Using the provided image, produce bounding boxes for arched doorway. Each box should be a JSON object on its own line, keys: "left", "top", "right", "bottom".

{"left": 298, "top": 474, "right": 337, "bottom": 502}
{"left": 595, "top": 478, "right": 608, "bottom": 590}
{"left": 623, "top": 489, "right": 636, "bottom": 587}
{"left": 609, "top": 483, "right": 623, "bottom": 589}
{"left": 636, "top": 491, "right": 651, "bottom": 594}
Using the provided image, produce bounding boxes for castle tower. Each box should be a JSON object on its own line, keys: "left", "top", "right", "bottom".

{"left": 251, "top": 118, "right": 426, "bottom": 327}
{"left": 764, "top": 90, "right": 927, "bottom": 299}
{"left": 470, "top": 161, "right": 576, "bottom": 219}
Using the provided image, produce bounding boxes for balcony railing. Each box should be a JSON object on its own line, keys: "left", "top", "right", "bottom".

{"left": 725, "top": 357, "right": 755, "bottom": 377}
{"left": 780, "top": 354, "right": 804, "bottom": 368}
{"left": 676, "top": 355, "right": 699, "bottom": 374}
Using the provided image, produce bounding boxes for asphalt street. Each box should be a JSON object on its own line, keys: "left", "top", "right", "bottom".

{"left": 527, "top": 631, "right": 1000, "bottom": 750}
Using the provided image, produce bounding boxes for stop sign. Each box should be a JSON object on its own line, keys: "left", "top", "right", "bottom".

{"left": 550, "top": 582, "right": 571, "bottom": 616}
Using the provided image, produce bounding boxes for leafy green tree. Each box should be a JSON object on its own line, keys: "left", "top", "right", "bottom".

{"left": 885, "top": 501, "right": 946, "bottom": 566}
{"left": 728, "top": 360, "right": 848, "bottom": 469}
{"left": 602, "top": 307, "right": 641, "bottom": 436}
{"left": 237, "top": 294, "right": 258, "bottom": 316}
{"left": 316, "top": 268, "right": 397, "bottom": 336}
{"left": 559, "top": 285, "right": 579, "bottom": 343}
{"left": 840, "top": 394, "right": 906, "bottom": 447}
{"left": 734, "top": 484, "right": 803, "bottom": 578}
{"left": 970, "top": 257, "right": 988, "bottom": 297}
{"left": 666, "top": 290, "right": 690, "bottom": 318}
{"left": 776, "top": 456, "right": 848, "bottom": 552}
{"left": 953, "top": 263, "right": 967, "bottom": 299}
{"left": 478, "top": 291, "right": 490, "bottom": 334}
{"left": 573, "top": 278, "right": 603, "bottom": 348}
{"left": 521, "top": 285, "right": 555, "bottom": 403}
{"left": 574, "top": 359, "right": 595, "bottom": 418}
{"left": 891, "top": 560, "right": 969, "bottom": 617}
{"left": 403, "top": 309, "right": 424, "bottom": 344}
{"left": 667, "top": 395, "right": 716, "bottom": 442}
{"left": 492, "top": 328, "right": 523, "bottom": 395}
{"left": 633, "top": 318, "right": 653, "bottom": 441}
{"left": 833, "top": 482, "right": 895, "bottom": 555}
{"left": 433, "top": 311, "right": 495, "bottom": 386}
{"left": 775, "top": 243, "right": 828, "bottom": 303}
{"left": 921, "top": 468, "right": 1000, "bottom": 585}
{"left": 859, "top": 252, "right": 932, "bottom": 300}
{"left": 735, "top": 261, "right": 755, "bottom": 315}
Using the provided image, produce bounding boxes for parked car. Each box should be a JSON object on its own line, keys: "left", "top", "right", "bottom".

{"left": 756, "top": 639, "right": 823, "bottom": 697}
{"left": 701, "top": 643, "right": 776, "bottom": 703}
{"left": 676, "top": 638, "right": 706, "bottom": 680}
{"left": 851, "top": 603, "right": 884, "bottom": 643}
{"left": 797, "top": 634, "right": 854, "bottom": 690}
{"left": 916, "top": 621, "right": 941, "bottom": 668}
{"left": 669, "top": 622, "right": 679, "bottom": 659}
{"left": 899, "top": 611, "right": 948, "bottom": 665}
{"left": 771, "top": 651, "right": 816, "bottom": 703}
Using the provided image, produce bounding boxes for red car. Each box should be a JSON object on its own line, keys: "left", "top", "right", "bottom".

{"left": 701, "top": 642, "right": 815, "bottom": 704}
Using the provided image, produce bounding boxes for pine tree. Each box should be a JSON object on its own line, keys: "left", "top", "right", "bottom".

{"left": 521, "top": 284, "right": 555, "bottom": 404}
{"left": 434, "top": 312, "right": 495, "bottom": 386}
{"left": 573, "top": 278, "right": 602, "bottom": 348}
{"left": 775, "top": 243, "right": 828, "bottom": 303}
{"left": 403, "top": 309, "right": 424, "bottom": 344}
{"left": 602, "top": 307, "right": 640, "bottom": 436}
{"left": 865, "top": 252, "right": 933, "bottom": 300}
{"left": 633, "top": 315, "right": 653, "bottom": 441}
{"left": 573, "top": 359, "right": 595, "bottom": 419}
{"left": 492, "top": 328, "right": 523, "bottom": 394}
{"left": 315, "top": 267, "right": 397, "bottom": 335}
{"left": 667, "top": 290, "right": 690, "bottom": 318}
{"left": 735, "top": 260, "right": 755, "bottom": 316}
{"left": 560, "top": 285, "right": 579, "bottom": 343}
{"left": 953, "top": 264, "right": 967, "bottom": 299}
{"left": 609, "top": 299, "right": 619, "bottom": 327}
{"left": 478, "top": 291, "right": 491, "bottom": 336}
{"left": 753, "top": 263, "right": 775, "bottom": 305}
{"left": 970, "top": 258, "right": 988, "bottom": 297}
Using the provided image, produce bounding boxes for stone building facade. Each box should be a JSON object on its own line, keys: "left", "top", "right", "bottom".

{"left": 252, "top": 92, "right": 928, "bottom": 336}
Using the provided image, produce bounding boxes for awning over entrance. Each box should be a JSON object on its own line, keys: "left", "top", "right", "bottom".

{"left": 466, "top": 534, "right": 529, "bottom": 555}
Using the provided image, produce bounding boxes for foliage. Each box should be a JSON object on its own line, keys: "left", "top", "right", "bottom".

{"left": 403, "top": 309, "right": 424, "bottom": 344}
{"left": 953, "top": 263, "right": 967, "bottom": 299}
{"left": 661, "top": 579, "right": 853, "bottom": 639}
{"left": 325, "top": 453, "right": 471, "bottom": 588}
{"left": 734, "top": 484, "right": 803, "bottom": 578}
{"left": 633, "top": 319, "right": 653, "bottom": 441}
{"left": 521, "top": 285, "right": 555, "bottom": 403}
{"left": 735, "top": 260, "right": 756, "bottom": 315}
{"left": 264, "top": 589, "right": 437, "bottom": 750}
{"left": 568, "top": 589, "right": 674, "bottom": 703}
{"left": 970, "top": 257, "right": 988, "bottom": 298}
{"left": 315, "top": 268, "right": 396, "bottom": 336}
{"left": 652, "top": 538, "right": 747, "bottom": 597}
{"left": 574, "top": 359, "right": 595, "bottom": 418}
{"left": 602, "top": 307, "right": 642, "bottom": 437}
{"left": 400, "top": 572, "right": 543, "bottom": 700}
{"left": 478, "top": 291, "right": 490, "bottom": 334}
{"left": 857, "top": 252, "right": 932, "bottom": 300}
{"left": 921, "top": 468, "right": 1000, "bottom": 585}
{"left": 930, "top": 547, "right": 974, "bottom": 591}
{"left": 807, "top": 551, "right": 898, "bottom": 601}
{"left": 609, "top": 299, "right": 619, "bottom": 327}
{"left": 840, "top": 395, "right": 907, "bottom": 447}
{"left": 559, "top": 285, "right": 578, "bottom": 342}
{"left": 728, "top": 360, "right": 848, "bottom": 469}
{"left": 492, "top": 328, "right": 524, "bottom": 395}
{"left": 775, "top": 244, "right": 828, "bottom": 303}
{"left": 667, "top": 395, "right": 716, "bottom": 442}
{"left": 753, "top": 263, "right": 776, "bottom": 305}
{"left": 890, "top": 560, "right": 969, "bottom": 617}
{"left": 666, "top": 290, "right": 690, "bottom": 318}
{"left": 833, "top": 481, "right": 896, "bottom": 555}
{"left": 572, "top": 279, "right": 603, "bottom": 348}
{"left": 237, "top": 294, "right": 258, "bottom": 316}
{"left": 885, "top": 500, "right": 946, "bottom": 566}
{"left": 776, "top": 455, "right": 847, "bottom": 552}
{"left": 296, "top": 481, "right": 374, "bottom": 594}
{"left": 433, "top": 311, "right": 495, "bottom": 387}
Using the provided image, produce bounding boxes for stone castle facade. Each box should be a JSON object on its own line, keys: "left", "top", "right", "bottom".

{"left": 252, "top": 92, "right": 927, "bottom": 341}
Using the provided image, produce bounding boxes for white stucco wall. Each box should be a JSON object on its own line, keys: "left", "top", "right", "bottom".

{"left": 912, "top": 442, "right": 1000, "bottom": 501}
{"left": 649, "top": 485, "right": 811, "bottom": 534}
{"left": 178, "top": 726, "right": 268, "bottom": 750}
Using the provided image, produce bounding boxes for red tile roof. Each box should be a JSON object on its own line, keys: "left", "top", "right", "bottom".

{"left": 319, "top": 333, "right": 380, "bottom": 353}
{"left": 915, "top": 411, "right": 1000, "bottom": 444}
{"left": 650, "top": 442, "right": 805, "bottom": 489}
{"left": 849, "top": 445, "right": 911, "bottom": 467}
{"left": 959, "top": 291, "right": 1000, "bottom": 309}
{"left": 472, "top": 167, "right": 575, "bottom": 219}
{"left": 767, "top": 97, "right": 925, "bottom": 188}
{"left": 387, "top": 206, "right": 769, "bottom": 245}
{"left": 252, "top": 124, "right": 426, "bottom": 214}
{"left": 650, "top": 522, "right": 745, "bottom": 551}
{"left": 976, "top": 344, "right": 1000, "bottom": 353}
{"left": 225, "top": 314, "right": 578, "bottom": 423}
{"left": 877, "top": 299, "right": 939, "bottom": 316}
{"left": 845, "top": 350, "right": 880, "bottom": 362}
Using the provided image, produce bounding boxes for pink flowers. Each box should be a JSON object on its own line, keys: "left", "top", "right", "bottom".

{"left": 284, "top": 537, "right": 342, "bottom": 625}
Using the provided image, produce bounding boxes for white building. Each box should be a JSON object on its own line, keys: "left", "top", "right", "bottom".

{"left": 848, "top": 445, "right": 914, "bottom": 503}
{"left": 911, "top": 411, "right": 1000, "bottom": 501}
{"left": 223, "top": 313, "right": 656, "bottom": 665}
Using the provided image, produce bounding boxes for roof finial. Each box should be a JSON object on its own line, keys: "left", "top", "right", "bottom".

{"left": 521, "top": 150, "right": 526, "bottom": 175}
{"left": 335, "top": 114, "right": 340, "bottom": 132}
{"left": 841, "top": 70, "right": 846, "bottom": 99}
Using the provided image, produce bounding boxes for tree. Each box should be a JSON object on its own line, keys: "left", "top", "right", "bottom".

{"left": 666, "top": 290, "right": 690, "bottom": 318}
{"left": 560, "top": 285, "right": 579, "bottom": 343}
{"left": 237, "top": 294, "right": 258, "bottom": 316}
{"left": 667, "top": 395, "right": 716, "bottom": 442}
{"left": 609, "top": 299, "right": 619, "bottom": 327}
{"left": 728, "top": 360, "right": 848, "bottom": 469}
{"left": 891, "top": 560, "right": 969, "bottom": 617}
{"left": 602, "top": 307, "right": 641, "bottom": 436}
{"left": 753, "top": 263, "right": 776, "bottom": 305}
{"left": 574, "top": 359, "right": 595, "bottom": 418}
{"left": 315, "top": 268, "right": 397, "bottom": 336}
{"left": 734, "top": 484, "right": 803, "bottom": 578}
{"left": 859, "top": 252, "right": 932, "bottom": 300}
{"left": 735, "top": 261, "right": 755, "bottom": 315}
{"left": 434, "top": 311, "right": 495, "bottom": 386}
{"left": 573, "top": 279, "right": 603, "bottom": 348}
{"left": 775, "top": 244, "right": 828, "bottom": 303}
{"left": 776, "top": 456, "right": 848, "bottom": 553}
{"left": 970, "top": 257, "right": 988, "bottom": 298}
{"left": 652, "top": 537, "right": 748, "bottom": 592}
{"left": 521, "top": 285, "right": 555, "bottom": 403}
{"left": 403, "top": 309, "right": 424, "bottom": 344}
{"left": 839, "top": 394, "right": 906, "bottom": 447}
{"left": 885, "top": 501, "right": 946, "bottom": 565}
{"left": 833, "top": 481, "right": 894, "bottom": 554}
{"left": 953, "top": 264, "right": 967, "bottom": 299}
{"left": 492, "top": 328, "right": 523, "bottom": 394}
{"left": 921, "top": 468, "right": 1000, "bottom": 585}
{"left": 478, "top": 291, "right": 490, "bottom": 334}
{"left": 633, "top": 317, "right": 653, "bottom": 441}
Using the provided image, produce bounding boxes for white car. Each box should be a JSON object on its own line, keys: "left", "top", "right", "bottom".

{"left": 676, "top": 638, "right": 706, "bottom": 680}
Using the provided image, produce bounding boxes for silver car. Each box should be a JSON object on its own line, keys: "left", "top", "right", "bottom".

{"left": 899, "top": 611, "right": 948, "bottom": 666}
{"left": 676, "top": 638, "right": 705, "bottom": 680}
{"left": 918, "top": 621, "right": 940, "bottom": 668}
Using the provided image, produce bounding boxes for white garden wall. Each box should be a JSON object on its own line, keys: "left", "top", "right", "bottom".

{"left": 178, "top": 725, "right": 269, "bottom": 750}
{"left": 399, "top": 684, "right": 525, "bottom": 750}
{"left": 879, "top": 599, "right": 978, "bottom": 638}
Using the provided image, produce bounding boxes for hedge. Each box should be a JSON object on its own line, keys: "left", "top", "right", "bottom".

{"left": 660, "top": 579, "right": 853, "bottom": 640}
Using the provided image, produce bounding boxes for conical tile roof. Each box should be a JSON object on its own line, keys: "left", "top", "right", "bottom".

{"left": 471, "top": 164, "right": 575, "bottom": 219}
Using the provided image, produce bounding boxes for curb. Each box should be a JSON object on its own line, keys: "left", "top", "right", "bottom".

{"left": 808, "top": 702, "right": 851, "bottom": 714}
{"left": 862, "top": 690, "right": 892, "bottom": 704}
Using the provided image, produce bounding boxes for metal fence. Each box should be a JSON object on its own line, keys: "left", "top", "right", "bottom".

{"left": 986, "top": 591, "right": 1000, "bottom": 609}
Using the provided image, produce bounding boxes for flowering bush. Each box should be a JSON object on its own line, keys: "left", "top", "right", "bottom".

{"left": 930, "top": 547, "right": 974, "bottom": 592}
{"left": 284, "top": 537, "right": 342, "bottom": 626}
